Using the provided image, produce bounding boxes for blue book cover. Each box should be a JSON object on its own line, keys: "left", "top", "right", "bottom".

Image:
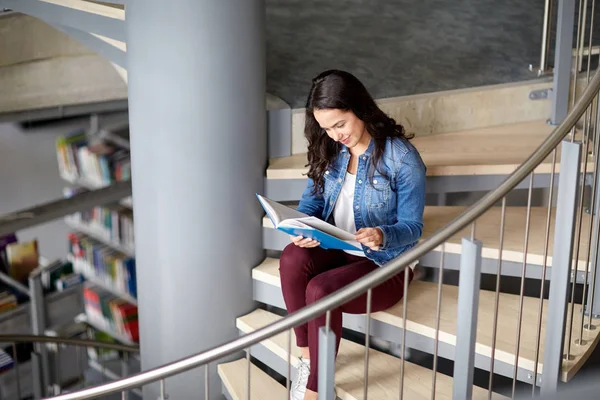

{"left": 256, "top": 194, "right": 362, "bottom": 251}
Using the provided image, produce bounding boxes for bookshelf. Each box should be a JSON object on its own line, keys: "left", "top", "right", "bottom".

{"left": 75, "top": 313, "right": 136, "bottom": 347}
{"left": 56, "top": 128, "right": 140, "bottom": 374}
{"left": 68, "top": 255, "right": 137, "bottom": 306}
{"left": 64, "top": 216, "right": 135, "bottom": 257}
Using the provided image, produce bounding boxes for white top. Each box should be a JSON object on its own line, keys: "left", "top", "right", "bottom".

{"left": 333, "top": 173, "right": 366, "bottom": 257}
{"left": 333, "top": 172, "right": 418, "bottom": 270}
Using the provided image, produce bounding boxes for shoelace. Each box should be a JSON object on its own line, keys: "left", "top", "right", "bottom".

{"left": 292, "top": 359, "right": 310, "bottom": 391}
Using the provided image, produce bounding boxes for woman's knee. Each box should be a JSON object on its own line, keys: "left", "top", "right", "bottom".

{"left": 305, "top": 278, "right": 331, "bottom": 305}
{"left": 279, "top": 243, "right": 314, "bottom": 277}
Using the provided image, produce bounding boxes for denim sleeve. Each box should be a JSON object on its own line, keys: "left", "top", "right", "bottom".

{"left": 378, "top": 151, "right": 426, "bottom": 250}
{"left": 296, "top": 177, "right": 325, "bottom": 219}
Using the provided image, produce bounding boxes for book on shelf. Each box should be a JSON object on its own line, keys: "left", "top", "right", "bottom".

{"left": 56, "top": 132, "right": 131, "bottom": 187}
{"left": 0, "top": 291, "right": 17, "bottom": 314}
{"left": 4, "top": 239, "right": 40, "bottom": 283}
{"left": 0, "top": 349, "right": 13, "bottom": 374}
{"left": 83, "top": 286, "right": 139, "bottom": 343}
{"left": 68, "top": 233, "right": 137, "bottom": 299}
{"left": 256, "top": 194, "right": 361, "bottom": 251}
{"left": 0, "top": 233, "right": 17, "bottom": 277}
{"left": 66, "top": 204, "right": 135, "bottom": 249}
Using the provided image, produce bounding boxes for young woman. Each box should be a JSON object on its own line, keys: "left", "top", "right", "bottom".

{"left": 279, "top": 70, "right": 426, "bottom": 400}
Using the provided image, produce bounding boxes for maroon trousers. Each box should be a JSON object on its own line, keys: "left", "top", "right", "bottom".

{"left": 279, "top": 244, "right": 413, "bottom": 392}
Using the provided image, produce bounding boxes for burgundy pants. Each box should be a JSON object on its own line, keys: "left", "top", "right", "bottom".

{"left": 279, "top": 244, "right": 413, "bottom": 392}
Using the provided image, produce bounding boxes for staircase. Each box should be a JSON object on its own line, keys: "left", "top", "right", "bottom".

{"left": 2, "top": 1, "right": 600, "bottom": 400}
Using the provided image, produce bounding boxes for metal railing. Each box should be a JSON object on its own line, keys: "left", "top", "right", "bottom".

{"left": 38, "top": 60, "right": 600, "bottom": 400}
{"left": 0, "top": 334, "right": 138, "bottom": 400}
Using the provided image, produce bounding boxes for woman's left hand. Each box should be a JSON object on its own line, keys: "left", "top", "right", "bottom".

{"left": 355, "top": 227, "right": 383, "bottom": 251}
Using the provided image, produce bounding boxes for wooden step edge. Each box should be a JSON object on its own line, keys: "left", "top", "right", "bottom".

{"left": 237, "top": 308, "right": 507, "bottom": 399}
{"left": 218, "top": 358, "right": 287, "bottom": 400}
{"left": 46, "top": 0, "right": 125, "bottom": 19}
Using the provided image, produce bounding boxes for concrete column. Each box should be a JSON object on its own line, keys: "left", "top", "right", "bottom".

{"left": 126, "top": 1, "right": 266, "bottom": 398}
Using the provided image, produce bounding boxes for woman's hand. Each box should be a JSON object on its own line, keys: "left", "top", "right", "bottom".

{"left": 290, "top": 235, "right": 320, "bottom": 248}
{"left": 355, "top": 227, "right": 383, "bottom": 251}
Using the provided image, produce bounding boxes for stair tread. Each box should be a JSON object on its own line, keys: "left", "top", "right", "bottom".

{"left": 51, "top": 0, "right": 125, "bottom": 19}
{"left": 264, "top": 206, "right": 592, "bottom": 270}
{"left": 253, "top": 258, "right": 600, "bottom": 382}
{"left": 238, "top": 308, "right": 507, "bottom": 399}
{"left": 268, "top": 120, "right": 594, "bottom": 179}
{"left": 218, "top": 358, "right": 287, "bottom": 399}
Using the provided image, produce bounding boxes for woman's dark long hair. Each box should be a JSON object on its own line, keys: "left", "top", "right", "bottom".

{"left": 304, "top": 69, "right": 412, "bottom": 194}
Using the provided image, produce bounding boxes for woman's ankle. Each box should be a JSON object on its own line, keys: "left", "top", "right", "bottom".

{"left": 299, "top": 346, "right": 310, "bottom": 360}
{"left": 303, "top": 388, "right": 318, "bottom": 400}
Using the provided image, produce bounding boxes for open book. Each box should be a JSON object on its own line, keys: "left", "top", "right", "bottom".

{"left": 257, "top": 194, "right": 361, "bottom": 251}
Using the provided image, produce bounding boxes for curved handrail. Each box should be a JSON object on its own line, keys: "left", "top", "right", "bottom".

{"left": 47, "top": 67, "right": 600, "bottom": 400}
{"left": 0, "top": 334, "right": 138, "bottom": 352}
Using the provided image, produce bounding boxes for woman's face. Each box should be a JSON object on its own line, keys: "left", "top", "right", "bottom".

{"left": 313, "top": 108, "right": 370, "bottom": 151}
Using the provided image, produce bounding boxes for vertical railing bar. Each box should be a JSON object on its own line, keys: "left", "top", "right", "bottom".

{"left": 399, "top": 267, "right": 409, "bottom": 400}
{"left": 100, "top": 346, "right": 106, "bottom": 383}
{"left": 55, "top": 345, "right": 62, "bottom": 394}
{"left": 587, "top": 98, "right": 600, "bottom": 328}
{"left": 571, "top": 0, "right": 586, "bottom": 141}
{"left": 452, "top": 238, "right": 483, "bottom": 400}
{"left": 247, "top": 348, "right": 251, "bottom": 400}
{"left": 539, "top": 0, "right": 554, "bottom": 75}
{"left": 512, "top": 173, "right": 535, "bottom": 398}
{"left": 325, "top": 310, "right": 331, "bottom": 332}
{"left": 488, "top": 197, "right": 507, "bottom": 399}
{"left": 363, "top": 288, "right": 372, "bottom": 400}
{"left": 471, "top": 222, "right": 476, "bottom": 241}
{"left": 583, "top": 0, "right": 596, "bottom": 87}
{"left": 205, "top": 364, "right": 209, "bottom": 400}
{"left": 577, "top": 0, "right": 589, "bottom": 72}
{"left": 286, "top": 330, "right": 292, "bottom": 398}
{"left": 431, "top": 243, "right": 445, "bottom": 400}
{"left": 121, "top": 352, "right": 129, "bottom": 400}
{"left": 12, "top": 342, "right": 22, "bottom": 400}
{"left": 566, "top": 100, "right": 594, "bottom": 355}
{"left": 541, "top": 140, "right": 582, "bottom": 395}
{"left": 532, "top": 148, "right": 557, "bottom": 396}
{"left": 579, "top": 98, "right": 600, "bottom": 343}
{"left": 160, "top": 379, "right": 166, "bottom": 400}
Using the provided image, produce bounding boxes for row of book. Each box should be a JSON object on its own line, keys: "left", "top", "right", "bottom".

{"left": 68, "top": 233, "right": 137, "bottom": 299}
{"left": 83, "top": 286, "right": 139, "bottom": 343}
{"left": 67, "top": 204, "right": 135, "bottom": 250}
{"left": 56, "top": 132, "right": 131, "bottom": 188}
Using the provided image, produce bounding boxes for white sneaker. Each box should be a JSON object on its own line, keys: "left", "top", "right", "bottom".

{"left": 290, "top": 357, "right": 310, "bottom": 400}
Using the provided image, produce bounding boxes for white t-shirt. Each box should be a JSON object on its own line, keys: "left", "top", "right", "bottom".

{"left": 333, "top": 172, "right": 418, "bottom": 270}
{"left": 333, "top": 172, "right": 366, "bottom": 257}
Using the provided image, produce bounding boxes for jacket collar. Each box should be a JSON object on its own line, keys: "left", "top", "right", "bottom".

{"left": 340, "top": 137, "right": 374, "bottom": 157}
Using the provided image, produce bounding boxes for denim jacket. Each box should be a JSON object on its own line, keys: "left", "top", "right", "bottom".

{"left": 297, "top": 137, "right": 426, "bottom": 266}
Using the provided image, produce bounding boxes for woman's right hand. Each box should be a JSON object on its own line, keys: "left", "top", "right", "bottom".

{"left": 290, "top": 235, "right": 320, "bottom": 248}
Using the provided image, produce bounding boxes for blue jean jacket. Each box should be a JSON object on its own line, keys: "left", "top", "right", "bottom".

{"left": 297, "top": 137, "right": 426, "bottom": 266}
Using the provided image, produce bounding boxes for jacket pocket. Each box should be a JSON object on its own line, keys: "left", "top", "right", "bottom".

{"left": 366, "top": 175, "right": 390, "bottom": 209}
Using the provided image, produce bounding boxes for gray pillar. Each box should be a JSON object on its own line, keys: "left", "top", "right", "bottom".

{"left": 126, "top": 2, "right": 266, "bottom": 399}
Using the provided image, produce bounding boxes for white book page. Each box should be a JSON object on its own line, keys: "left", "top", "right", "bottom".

{"left": 257, "top": 195, "right": 308, "bottom": 227}
{"left": 296, "top": 216, "right": 356, "bottom": 241}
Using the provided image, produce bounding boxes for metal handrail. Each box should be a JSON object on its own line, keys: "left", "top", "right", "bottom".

{"left": 0, "top": 334, "right": 138, "bottom": 353}
{"left": 46, "top": 68, "right": 600, "bottom": 399}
